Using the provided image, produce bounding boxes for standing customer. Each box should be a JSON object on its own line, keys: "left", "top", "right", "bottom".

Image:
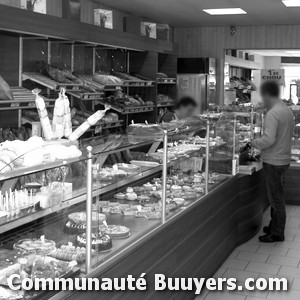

{"left": 251, "top": 80, "right": 294, "bottom": 243}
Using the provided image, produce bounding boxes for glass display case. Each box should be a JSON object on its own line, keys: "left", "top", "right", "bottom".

{"left": 291, "top": 109, "right": 300, "bottom": 164}
{"left": 0, "top": 120, "right": 236, "bottom": 299}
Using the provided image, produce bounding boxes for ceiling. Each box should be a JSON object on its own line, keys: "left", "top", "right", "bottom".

{"left": 95, "top": 0, "right": 300, "bottom": 27}
{"left": 249, "top": 50, "right": 300, "bottom": 57}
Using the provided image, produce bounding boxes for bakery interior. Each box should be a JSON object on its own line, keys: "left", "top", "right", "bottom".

{"left": 1, "top": 1, "right": 300, "bottom": 300}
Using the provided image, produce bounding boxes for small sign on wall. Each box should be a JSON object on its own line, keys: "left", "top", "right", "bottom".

{"left": 94, "top": 9, "right": 113, "bottom": 29}
{"left": 21, "top": 0, "right": 46, "bottom": 14}
{"left": 141, "top": 22, "right": 157, "bottom": 39}
{"left": 261, "top": 69, "right": 285, "bottom": 85}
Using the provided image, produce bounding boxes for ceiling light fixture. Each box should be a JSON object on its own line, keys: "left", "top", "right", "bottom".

{"left": 203, "top": 8, "right": 247, "bottom": 15}
{"left": 286, "top": 50, "right": 300, "bottom": 53}
{"left": 282, "top": 0, "right": 300, "bottom": 7}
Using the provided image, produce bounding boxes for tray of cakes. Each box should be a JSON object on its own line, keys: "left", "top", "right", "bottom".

{"left": 49, "top": 243, "right": 96, "bottom": 264}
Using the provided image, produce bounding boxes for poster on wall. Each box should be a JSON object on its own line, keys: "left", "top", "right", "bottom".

{"left": 261, "top": 69, "right": 285, "bottom": 85}
{"left": 141, "top": 22, "right": 157, "bottom": 39}
{"left": 21, "top": 0, "right": 46, "bottom": 14}
{"left": 94, "top": 9, "right": 113, "bottom": 29}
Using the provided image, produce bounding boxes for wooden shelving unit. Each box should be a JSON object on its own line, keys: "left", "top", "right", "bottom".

{"left": 0, "top": 4, "right": 178, "bottom": 129}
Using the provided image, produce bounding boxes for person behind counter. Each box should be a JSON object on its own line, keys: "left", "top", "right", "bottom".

{"left": 250, "top": 80, "right": 294, "bottom": 243}
{"left": 159, "top": 96, "right": 197, "bottom": 122}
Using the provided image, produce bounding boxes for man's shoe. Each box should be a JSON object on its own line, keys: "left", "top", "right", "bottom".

{"left": 263, "top": 226, "right": 270, "bottom": 234}
{"left": 259, "top": 234, "right": 285, "bottom": 243}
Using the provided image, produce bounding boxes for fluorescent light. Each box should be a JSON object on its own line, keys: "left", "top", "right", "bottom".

{"left": 203, "top": 8, "right": 247, "bottom": 15}
{"left": 282, "top": 0, "right": 300, "bottom": 7}
{"left": 286, "top": 50, "right": 300, "bottom": 53}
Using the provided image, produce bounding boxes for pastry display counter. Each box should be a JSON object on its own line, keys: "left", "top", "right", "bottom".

{"left": 0, "top": 118, "right": 238, "bottom": 300}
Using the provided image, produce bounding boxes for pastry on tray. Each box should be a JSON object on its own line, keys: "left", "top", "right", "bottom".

{"left": 114, "top": 193, "right": 126, "bottom": 200}
{"left": 49, "top": 243, "right": 94, "bottom": 263}
{"left": 13, "top": 235, "right": 55, "bottom": 255}
{"left": 77, "top": 232, "right": 112, "bottom": 252}
{"left": 98, "top": 225, "right": 130, "bottom": 239}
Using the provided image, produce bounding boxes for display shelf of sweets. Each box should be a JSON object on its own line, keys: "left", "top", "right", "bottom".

{"left": 22, "top": 72, "right": 82, "bottom": 90}
{"left": 0, "top": 188, "right": 37, "bottom": 225}
{"left": 0, "top": 191, "right": 87, "bottom": 234}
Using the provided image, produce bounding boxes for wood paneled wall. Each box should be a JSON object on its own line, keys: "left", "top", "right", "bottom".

{"left": 174, "top": 25, "right": 300, "bottom": 104}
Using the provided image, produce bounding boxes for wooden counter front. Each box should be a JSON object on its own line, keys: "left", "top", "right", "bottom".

{"left": 64, "top": 171, "right": 267, "bottom": 300}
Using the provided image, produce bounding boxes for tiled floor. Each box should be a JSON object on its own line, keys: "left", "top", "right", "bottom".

{"left": 195, "top": 205, "right": 300, "bottom": 300}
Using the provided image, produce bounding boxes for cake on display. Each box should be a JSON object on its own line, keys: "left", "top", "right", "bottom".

{"left": 13, "top": 236, "right": 56, "bottom": 255}
{"left": 98, "top": 225, "right": 130, "bottom": 239}
{"left": 77, "top": 232, "right": 112, "bottom": 252}
{"left": 65, "top": 211, "right": 106, "bottom": 234}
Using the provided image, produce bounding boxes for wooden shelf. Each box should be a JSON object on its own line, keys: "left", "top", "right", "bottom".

{"left": 0, "top": 87, "right": 55, "bottom": 111}
{"left": 67, "top": 90, "right": 104, "bottom": 100}
{"left": 22, "top": 72, "right": 82, "bottom": 90}
{"left": 96, "top": 100, "right": 154, "bottom": 114}
{"left": 0, "top": 4, "right": 177, "bottom": 54}
{"left": 157, "top": 78, "right": 176, "bottom": 84}
{"left": 123, "top": 80, "right": 154, "bottom": 87}
{"left": 157, "top": 101, "right": 174, "bottom": 107}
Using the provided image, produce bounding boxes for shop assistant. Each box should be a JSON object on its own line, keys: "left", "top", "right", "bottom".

{"left": 159, "top": 96, "right": 197, "bottom": 122}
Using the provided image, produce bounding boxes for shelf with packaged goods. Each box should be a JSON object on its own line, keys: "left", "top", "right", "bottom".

{"left": 22, "top": 72, "right": 82, "bottom": 90}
